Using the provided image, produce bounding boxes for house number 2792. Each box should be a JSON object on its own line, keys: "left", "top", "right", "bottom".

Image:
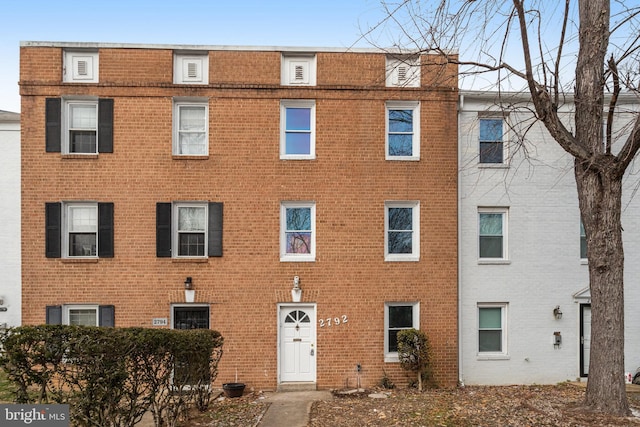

{"left": 319, "top": 315, "right": 348, "bottom": 327}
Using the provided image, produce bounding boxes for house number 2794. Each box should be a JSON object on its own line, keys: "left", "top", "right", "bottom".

{"left": 319, "top": 315, "right": 348, "bottom": 327}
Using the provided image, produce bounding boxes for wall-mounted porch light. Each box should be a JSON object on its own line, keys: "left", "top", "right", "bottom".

{"left": 184, "top": 277, "right": 195, "bottom": 303}
{"left": 553, "top": 305, "right": 563, "bottom": 320}
{"left": 291, "top": 276, "right": 302, "bottom": 302}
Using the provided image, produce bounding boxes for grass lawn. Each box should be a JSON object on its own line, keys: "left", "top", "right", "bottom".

{"left": 0, "top": 369, "right": 16, "bottom": 402}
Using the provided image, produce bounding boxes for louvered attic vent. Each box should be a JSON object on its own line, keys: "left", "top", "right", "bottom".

{"left": 187, "top": 62, "right": 198, "bottom": 79}
{"left": 397, "top": 66, "right": 408, "bottom": 81}
{"left": 295, "top": 65, "right": 305, "bottom": 81}
{"left": 76, "top": 60, "right": 88, "bottom": 76}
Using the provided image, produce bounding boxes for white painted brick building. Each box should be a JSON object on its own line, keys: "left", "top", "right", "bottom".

{"left": 0, "top": 110, "right": 20, "bottom": 327}
{"left": 459, "top": 91, "right": 640, "bottom": 385}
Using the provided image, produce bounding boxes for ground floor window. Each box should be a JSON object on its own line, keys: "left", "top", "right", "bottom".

{"left": 384, "top": 302, "right": 419, "bottom": 362}
{"left": 478, "top": 303, "right": 508, "bottom": 358}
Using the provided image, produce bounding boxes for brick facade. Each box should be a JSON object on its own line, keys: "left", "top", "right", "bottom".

{"left": 21, "top": 42, "right": 458, "bottom": 389}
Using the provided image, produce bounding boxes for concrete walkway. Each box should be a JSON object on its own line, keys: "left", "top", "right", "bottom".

{"left": 258, "top": 390, "right": 333, "bottom": 427}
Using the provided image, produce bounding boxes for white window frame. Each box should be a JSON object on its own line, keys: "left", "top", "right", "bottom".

{"left": 63, "top": 202, "right": 98, "bottom": 259}
{"left": 63, "top": 304, "right": 99, "bottom": 326}
{"left": 384, "top": 302, "right": 420, "bottom": 362}
{"left": 280, "top": 100, "right": 316, "bottom": 160}
{"left": 280, "top": 201, "right": 316, "bottom": 262}
{"left": 281, "top": 54, "right": 317, "bottom": 86}
{"left": 173, "top": 203, "right": 208, "bottom": 258}
{"left": 477, "top": 303, "right": 508, "bottom": 359}
{"left": 63, "top": 50, "right": 99, "bottom": 83}
{"left": 385, "top": 201, "right": 420, "bottom": 262}
{"left": 62, "top": 98, "right": 99, "bottom": 154}
{"left": 385, "top": 101, "right": 420, "bottom": 160}
{"left": 173, "top": 53, "right": 209, "bottom": 85}
{"left": 172, "top": 99, "right": 209, "bottom": 155}
{"left": 478, "top": 115, "right": 509, "bottom": 166}
{"left": 477, "top": 207, "right": 509, "bottom": 263}
{"left": 385, "top": 56, "right": 420, "bottom": 87}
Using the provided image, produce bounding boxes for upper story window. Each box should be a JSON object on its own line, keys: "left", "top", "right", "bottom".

{"left": 281, "top": 54, "right": 317, "bottom": 86}
{"left": 45, "top": 202, "right": 114, "bottom": 259}
{"left": 386, "top": 55, "right": 420, "bottom": 87}
{"left": 478, "top": 208, "right": 508, "bottom": 262}
{"left": 385, "top": 201, "right": 420, "bottom": 261}
{"left": 156, "top": 202, "right": 223, "bottom": 258}
{"left": 280, "top": 202, "right": 316, "bottom": 262}
{"left": 63, "top": 50, "right": 99, "bottom": 83}
{"left": 174, "top": 53, "right": 209, "bottom": 85}
{"left": 386, "top": 101, "right": 420, "bottom": 160}
{"left": 46, "top": 98, "right": 113, "bottom": 154}
{"left": 280, "top": 100, "right": 316, "bottom": 159}
{"left": 479, "top": 117, "right": 506, "bottom": 164}
{"left": 384, "top": 302, "right": 420, "bottom": 362}
{"left": 173, "top": 99, "right": 208, "bottom": 155}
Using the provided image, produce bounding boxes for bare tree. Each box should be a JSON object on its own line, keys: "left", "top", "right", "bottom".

{"left": 365, "top": 0, "right": 640, "bottom": 416}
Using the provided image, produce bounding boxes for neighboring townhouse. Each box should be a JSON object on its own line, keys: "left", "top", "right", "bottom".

{"left": 458, "top": 90, "right": 640, "bottom": 385}
{"left": 20, "top": 42, "right": 459, "bottom": 389}
{"left": 0, "top": 110, "right": 20, "bottom": 328}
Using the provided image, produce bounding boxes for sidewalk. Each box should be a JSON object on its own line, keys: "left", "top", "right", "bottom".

{"left": 258, "top": 390, "right": 333, "bottom": 427}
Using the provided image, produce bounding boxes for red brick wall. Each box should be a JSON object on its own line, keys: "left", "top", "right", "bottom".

{"left": 20, "top": 45, "right": 458, "bottom": 389}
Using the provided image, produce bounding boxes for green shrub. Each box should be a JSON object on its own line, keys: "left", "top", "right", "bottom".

{"left": 397, "top": 328, "right": 431, "bottom": 391}
{"left": 0, "top": 325, "right": 223, "bottom": 427}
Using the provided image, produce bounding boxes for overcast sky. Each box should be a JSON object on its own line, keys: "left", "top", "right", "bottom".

{"left": 0, "top": 0, "right": 388, "bottom": 113}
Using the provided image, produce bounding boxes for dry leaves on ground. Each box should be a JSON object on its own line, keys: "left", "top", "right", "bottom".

{"left": 309, "top": 384, "right": 640, "bottom": 427}
{"left": 181, "top": 384, "right": 640, "bottom": 427}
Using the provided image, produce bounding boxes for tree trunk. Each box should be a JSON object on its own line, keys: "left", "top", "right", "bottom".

{"left": 575, "top": 161, "right": 629, "bottom": 416}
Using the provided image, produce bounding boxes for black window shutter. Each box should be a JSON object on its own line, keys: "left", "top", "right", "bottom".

{"left": 98, "top": 202, "right": 114, "bottom": 258}
{"left": 156, "top": 203, "right": 172, "bottom": 257}
{"left": 45, "top": 98, "right": 61, "bottom": 152}
{"left": 98, "top": 98, "right": 114, "bottom": 153}
{"left": 46, "top": 305, "right": 62, "bottom": 325}
{"left": 45, "top": 202, "right": 62, "bottom": 258}
{"left": 99, "top": 305, "right": 115, "bottom": 327}
{"left": 208, "top": 202, "right": 223, "bottom": 257}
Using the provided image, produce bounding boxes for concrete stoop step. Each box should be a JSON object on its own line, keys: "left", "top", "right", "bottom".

{"left": 277, "top": 382, "right": 317, "bottom": 392}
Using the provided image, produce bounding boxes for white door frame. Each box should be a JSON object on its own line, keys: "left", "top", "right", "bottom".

{"left": 277, "top": 303, "right": 317, "bottom": 384}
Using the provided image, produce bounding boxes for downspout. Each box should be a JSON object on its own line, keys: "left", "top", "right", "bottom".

{"left": 457, "top": 93, "right": 464, "bottom": 387}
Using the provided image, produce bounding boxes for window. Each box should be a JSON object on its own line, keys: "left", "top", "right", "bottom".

{"left": 280, "top": 202, "right": 316, "bottom": 262}
{"left": 156, "top": 202, "right": 223, "bottom": 258}
{"left": 45, "top": 98, "right": 114, "bottom": 154}
{"left": 282, "top": 54, "right": 317, "bottom": 86}
{"left": 478, "top": 304, "right": 507, "bottom": 356}
{"left": 385, "top": 201, "right": 420, "bottom": 261}
{"left": 478, "top": 208, "right": 508, "bottom": 261}
{"left": 384, "top": 302, "right": 420, "bottom": 362}
{"left": 386, "top": 55, "right": 420, "bottom": 87}
{"left": 280, "top": 100, "right": 315, "bottom": 159}
{"left": 479, "top": 117, "right": 505, "bottom": 164}
{"left": 386, "top": 102, "right": 420, "bottom": 160}
{"left": 173, "top": 100, "right": 208, "bottom": 155}
{"left": 46, "top": 304, "right": 115, "bottom": 327}
{"left": 63, "top": 50, "right": 99, "bottom": 83}
{"left": 580, "top": 220, "right": 587, "bottom": 260}
{"left": 174, "top": 53, "right": 209, "bottom": 84}
{"left": 45, "top": 202, "right": 114, "bottom": 259}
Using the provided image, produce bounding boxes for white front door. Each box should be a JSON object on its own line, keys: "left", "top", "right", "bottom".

{"left": 580, "top": 304, "right": 591, "bottom": 377}
{"left": 279, "top": 305, "right": 316, "bottom": 383}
